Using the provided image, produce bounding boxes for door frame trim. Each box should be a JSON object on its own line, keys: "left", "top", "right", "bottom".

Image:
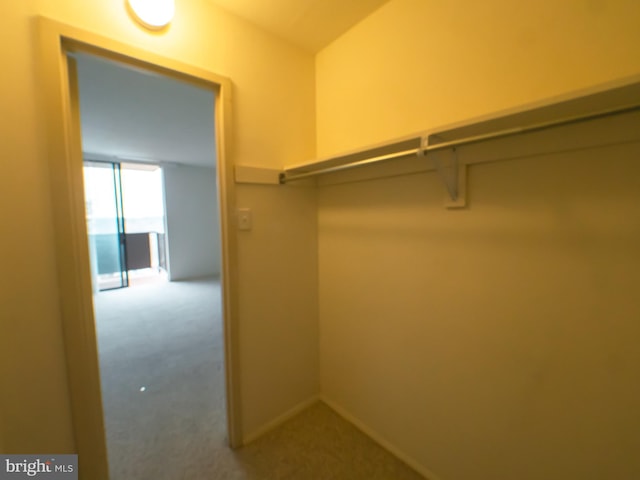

{"left": 38, "top": 17, "right": 242, "bottom": 479}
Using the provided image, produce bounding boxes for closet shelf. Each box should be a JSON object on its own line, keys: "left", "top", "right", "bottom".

{"left": 279, "top": 77, "right": 640, "bottom": 207}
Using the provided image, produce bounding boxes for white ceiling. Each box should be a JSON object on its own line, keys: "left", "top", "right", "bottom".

{"left": 207, "top": 0, "right": 389, "bottom": 52}
{"left": 75, "top": 53, "right": 217, "bottom": 168}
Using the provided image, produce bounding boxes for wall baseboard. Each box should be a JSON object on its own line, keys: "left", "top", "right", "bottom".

{"left": 320, "top": 396, "right": 444, "bottom": 480}
{"left": 242, "top": 394, "right": 320, "bottom": 445}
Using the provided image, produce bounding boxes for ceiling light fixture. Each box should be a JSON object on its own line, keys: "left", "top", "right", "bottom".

{"left": 126, "top": 0, "right": 175, "bottom": 30}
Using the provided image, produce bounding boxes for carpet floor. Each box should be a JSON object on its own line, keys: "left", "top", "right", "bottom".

{"left": 94, "top": 278, "right": 424, "bottom": 479}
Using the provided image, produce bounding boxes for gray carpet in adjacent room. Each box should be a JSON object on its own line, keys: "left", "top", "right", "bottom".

{"left": 94, "top": 277, "right": 424, "bottom": 480}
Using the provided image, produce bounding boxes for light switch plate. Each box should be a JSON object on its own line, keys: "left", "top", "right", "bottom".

{"left": 237, "top": 208, "right": 252, "bottom": 231}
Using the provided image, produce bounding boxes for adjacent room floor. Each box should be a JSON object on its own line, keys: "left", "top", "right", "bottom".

{"left": 94, "top": 278, "right": 424, "bottom": 479}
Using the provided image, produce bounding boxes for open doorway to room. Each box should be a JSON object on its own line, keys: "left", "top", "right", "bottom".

{"left": 74, "top": 51, "right": 228, "bottom": 479}
{"left": 40, "top": 20, "right": 240, "bottom": 479}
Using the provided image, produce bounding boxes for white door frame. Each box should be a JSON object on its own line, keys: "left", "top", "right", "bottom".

{"left": 38, "top": 17, "right": 242, "bottom": 479}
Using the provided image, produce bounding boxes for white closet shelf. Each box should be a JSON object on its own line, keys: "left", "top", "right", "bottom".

{"left": 276, "top": 76, "right": 640, "bottom": 207}
{"left": 234, "top": 76, "right": 640, "bottom": 208}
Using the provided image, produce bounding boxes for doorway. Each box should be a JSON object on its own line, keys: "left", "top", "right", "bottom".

{"left": 75, "top": 50, "right": 228, "bottom": 477}
{"left": 39, "top": 18, "right": 241, "bottom": 480}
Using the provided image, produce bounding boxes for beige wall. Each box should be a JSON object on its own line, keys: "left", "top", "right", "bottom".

{"left": 1, "top": 0, "right": 318, "bottom": 451}
{"left": 236, "top": 183, "right": 319, "bottom": 435}
{"left": 316, "top": 1, "right": 640, "bottom": 479}
{"left": 316, "top": 0, "right": 640, "bottom": 156}
{"left": 1, "top": 0, "right": 76, "bottom": 453}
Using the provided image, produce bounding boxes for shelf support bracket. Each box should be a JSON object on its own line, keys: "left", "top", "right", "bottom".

{"left": 421, "top": 137, "right": 467, "bottom": 208}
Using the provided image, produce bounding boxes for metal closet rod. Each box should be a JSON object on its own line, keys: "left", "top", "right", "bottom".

{"left": 280, "top": 103, "right": 640, "bottom": 183}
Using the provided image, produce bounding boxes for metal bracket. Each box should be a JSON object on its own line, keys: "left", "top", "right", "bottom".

{"left": 422, "top": 137, "right": 467, "bottom": 208}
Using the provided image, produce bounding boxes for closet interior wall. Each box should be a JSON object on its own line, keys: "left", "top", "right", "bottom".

{"left": 317, "top": 113, "right": 640, "bottom": 480}
{"left": 314, "top": 1, "right": 640, "bottom": 479}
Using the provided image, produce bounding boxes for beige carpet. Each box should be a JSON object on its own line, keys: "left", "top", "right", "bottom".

{"left": 94, "top": 278, "right": 424, "bottom": 479}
